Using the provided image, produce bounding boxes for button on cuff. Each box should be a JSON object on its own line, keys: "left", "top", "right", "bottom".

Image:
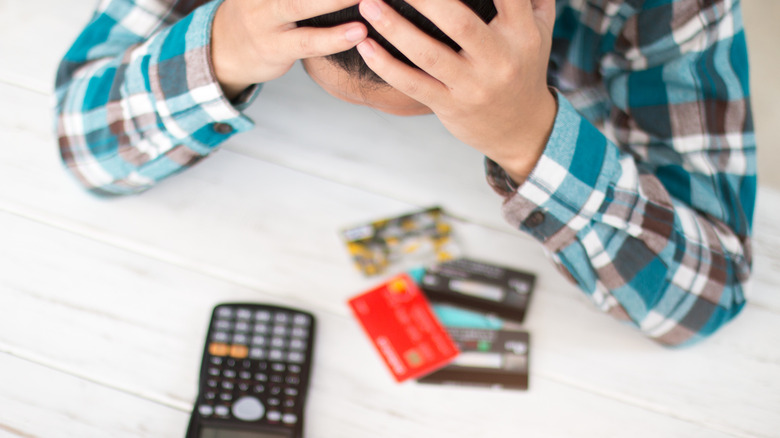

{"left": 524, "top": 210, "right": 546, "bottom": 228}
{"left": 212, "top": 122, "right": 234, "bottom": 135}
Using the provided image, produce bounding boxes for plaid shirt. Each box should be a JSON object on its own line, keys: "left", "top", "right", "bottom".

{"left": 55, "top": 0, "right": 755, "bottom": 346}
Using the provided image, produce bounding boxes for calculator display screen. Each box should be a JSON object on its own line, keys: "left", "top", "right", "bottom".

{"left": 199, "top": 427, "right": 289, "bottom": 438}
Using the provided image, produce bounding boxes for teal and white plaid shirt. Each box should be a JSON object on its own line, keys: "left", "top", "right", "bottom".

{"left": 55, "top": 0, "right": 756, "bottom": 346}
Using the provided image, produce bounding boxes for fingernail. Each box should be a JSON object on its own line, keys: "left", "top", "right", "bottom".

{"left": 356, "top": 41, "right": 375, "bottom": 58}
{"left": 345, "top": 26, "right": 365, "bottom": 42}
{"left": 361, "top": 0, "right": 382, "bottom": 21}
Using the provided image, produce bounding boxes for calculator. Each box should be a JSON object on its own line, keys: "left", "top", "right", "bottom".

{"left": 185, "top": 303, "right": 316, "bottom": 438}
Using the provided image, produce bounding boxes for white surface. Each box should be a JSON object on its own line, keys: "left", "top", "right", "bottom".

{"left": 1, "top": 0, "right": 780, "bottom": 437}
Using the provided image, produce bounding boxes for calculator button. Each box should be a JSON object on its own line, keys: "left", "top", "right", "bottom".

{"left": 254, "top": 384, "right": 265, "bottom": 394}
{"left": 208, "top": 343, "right": 230, "bottom": 357}
{"left": 274, "top": 313, "right": 289, "bottom": 324}
{"left": 208, "top": 367, "right": 220, "bottom": 376}
{"left": 289, "top": 339, "right": 305, "bottom": 350}
{"left": 284, "top": 399, "right": 295, "bottom": 408}
{"left": 255, "top": 373, "right": 268, "bottom": 382}
{"left": 291, "top": 327, "right": 308, "bottom": 338}
{"left": 266, "top": 411, "right": 281, "bottom": 422}
{"left": 207, "top": 379, "right": 218, "bottom": 388}
{"left": 234, "top": 321, "right": 250, "bottom": 332}
{"left": 198, "top": 405, "right": 214, "bottom": 417}
{"left": 230, "top": 345, "right": 249, "bottom": 359}
{"left": 249, "top": 348, "right": 266, "bottom": 359}
{"left": 287, "top": 352, "right": 305, "bottom": 363}
{"left": 272, "top": 326, "right": 287, "bottom": 336}
{"left": 267, "top": 398, "right": 280, "bottom": 406}
{"left": 239, "top": 371, "right": 252, "bottom": 380}
{"left": 213, "top": 332, "right": 229, "bottom": 342}
{"left": 233, "top": 334, "right": 248, "bottom": 344}
{"left": 282, "top": 414, "right": 298, "bottom": 424}
{"left": 284, "top": 388, "right": 298, "bottom": 397}
{"left": 286, "top": 376, "right": 300, "bottom": 385}
{"left": 238, "top": 383, "right": 250, "bottom": 392}
{"left": 232, "top": 396, "right": 265, "bottom": 422}
{"left": 254, "top": 324, "right": 269, "bottom": 334}
{"left": 219, "top": 393, "right": 232, "bottom": 401}
{"left": 222, "top": 381, "right": 234, "bottom": 390}
{"left": 205, "top": 391, "right": 216, "bottom": 400}
{"left": 223, "top": 370, "right": 237, "bottom": 379}
{"left": 293, "top": 314, "right": 310, "bottom": 326}
{"left": 269, "top": 350, "right": 283, "bottom": 361}
{"left": 251, "top": 336, "right": 266, "bottom": 346}
{"left": 271, "top": 338, "right": 285, "bottom": 348}
{"left": 215, "top": 405, "right": 230, "bottom": 417}
{"left": 255, "top": 311, "right": 272, "bottom": 322}
{"left": 288, "top": 365, "right": 301, "bottom": 373}
{"left": 236, "top": 309, "right": 252, "bottom": 320}
{"left": 271, "top": 363, "right": 285, "bottom": 373}
{"left": 216, "top": 308, "right": 233, "bottom": 319}
{"left": 215, "top": 320, "right": 231, "bottom": 330}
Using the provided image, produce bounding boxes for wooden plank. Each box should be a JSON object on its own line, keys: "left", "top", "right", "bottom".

{"left": 0, "top": 212, "right": 747, "bottom": 438}
{"left": 2, "top": 171, "right": 779, "bottom": 437}
{"left": 0, "top": 353, "right": 188, "bottom": 438}
{"left": 0, "top": 0, "right": 95, "bottom": 93}
{"left": 0, "top": 354, "right": 738, "bottom": 438}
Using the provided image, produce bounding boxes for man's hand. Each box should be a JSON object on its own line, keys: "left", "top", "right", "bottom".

{"left": 212, "top": 0, "right": 368, "bottom": 99}
{"left": 355, "top": 0, "right": 557, "bottom": 183}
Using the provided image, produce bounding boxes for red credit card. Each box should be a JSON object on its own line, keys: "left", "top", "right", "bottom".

{"left": 348, "top": 274, "right": 459, "bottom": 382}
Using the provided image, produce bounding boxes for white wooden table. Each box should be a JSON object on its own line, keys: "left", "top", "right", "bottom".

{"left": 2, "top": 1, "right": 779, "bottom": 437}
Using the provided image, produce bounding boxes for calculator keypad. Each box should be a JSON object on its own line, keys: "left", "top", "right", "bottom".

{"left": 198, "top": 306, "right": 312, "bottom": 426}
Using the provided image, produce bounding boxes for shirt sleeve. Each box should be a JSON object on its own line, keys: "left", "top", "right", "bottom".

{"left": 54, "top": 0, "right": 258, "bottom": 196}
{"left": 487, "top": 0, "right": 756, "bottom": 346}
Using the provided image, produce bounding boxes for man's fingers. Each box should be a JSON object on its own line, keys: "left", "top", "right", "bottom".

{"left": 400, "top": 0, "right": 494, "bottom": 54}
{"left": 281, "top": 23, "right": 367, "bottom": 59}
{"left": 359, "top": 0, "right": 464, "bottom": 84}
{"left": 356, "top": 38, "right": 446, "bottom": 107}
{"left": 277, "top": 0, "right": 359, "bottom": 22}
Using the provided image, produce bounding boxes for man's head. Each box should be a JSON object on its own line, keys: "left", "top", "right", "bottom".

{"left": 297, "top": 0, "right": 497, "bottom": 114}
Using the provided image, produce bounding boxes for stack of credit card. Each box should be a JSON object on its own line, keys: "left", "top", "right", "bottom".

{"left": 348, "top": 258, "right": 535, "bottom": 390}
{"left": 417, "top": 258, "right": 535, "bottom": 390}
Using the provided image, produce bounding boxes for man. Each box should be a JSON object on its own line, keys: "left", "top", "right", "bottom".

{"left": 55, "top": 0, "right": 755, "bottom": 346}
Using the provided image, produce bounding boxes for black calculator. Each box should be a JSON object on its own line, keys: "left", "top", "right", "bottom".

{"left": 186, "top": 303, "right": 316, "bottom": 438}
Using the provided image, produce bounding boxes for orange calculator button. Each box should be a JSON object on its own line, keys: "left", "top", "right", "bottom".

{"left": 208, "top": 342, "right": 229, "bottom": 357}
{"left": 230, "top": 344, "right": 249, "bottom": 359}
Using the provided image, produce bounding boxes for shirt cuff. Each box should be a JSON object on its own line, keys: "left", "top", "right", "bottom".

{"left": 147, "top": 0, "right": 256, "bottom": 154}
{"left": 486, "top": 91, "right": 618, "bottom": 253}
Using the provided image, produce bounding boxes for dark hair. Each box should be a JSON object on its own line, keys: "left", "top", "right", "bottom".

{"left": 298, "top": 0, "right": 497, "bottom": 83}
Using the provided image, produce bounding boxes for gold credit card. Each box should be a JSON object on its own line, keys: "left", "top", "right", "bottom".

{"left": 341, "top": 206, "right": 460, "bottom": 276}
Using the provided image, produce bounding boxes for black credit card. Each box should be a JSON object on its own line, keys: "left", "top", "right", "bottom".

{"left": 417, "top": 327, "right": 529, "bottom": 390}
{"left": 419, "top": 258, "right": 535, "bottom": 323}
